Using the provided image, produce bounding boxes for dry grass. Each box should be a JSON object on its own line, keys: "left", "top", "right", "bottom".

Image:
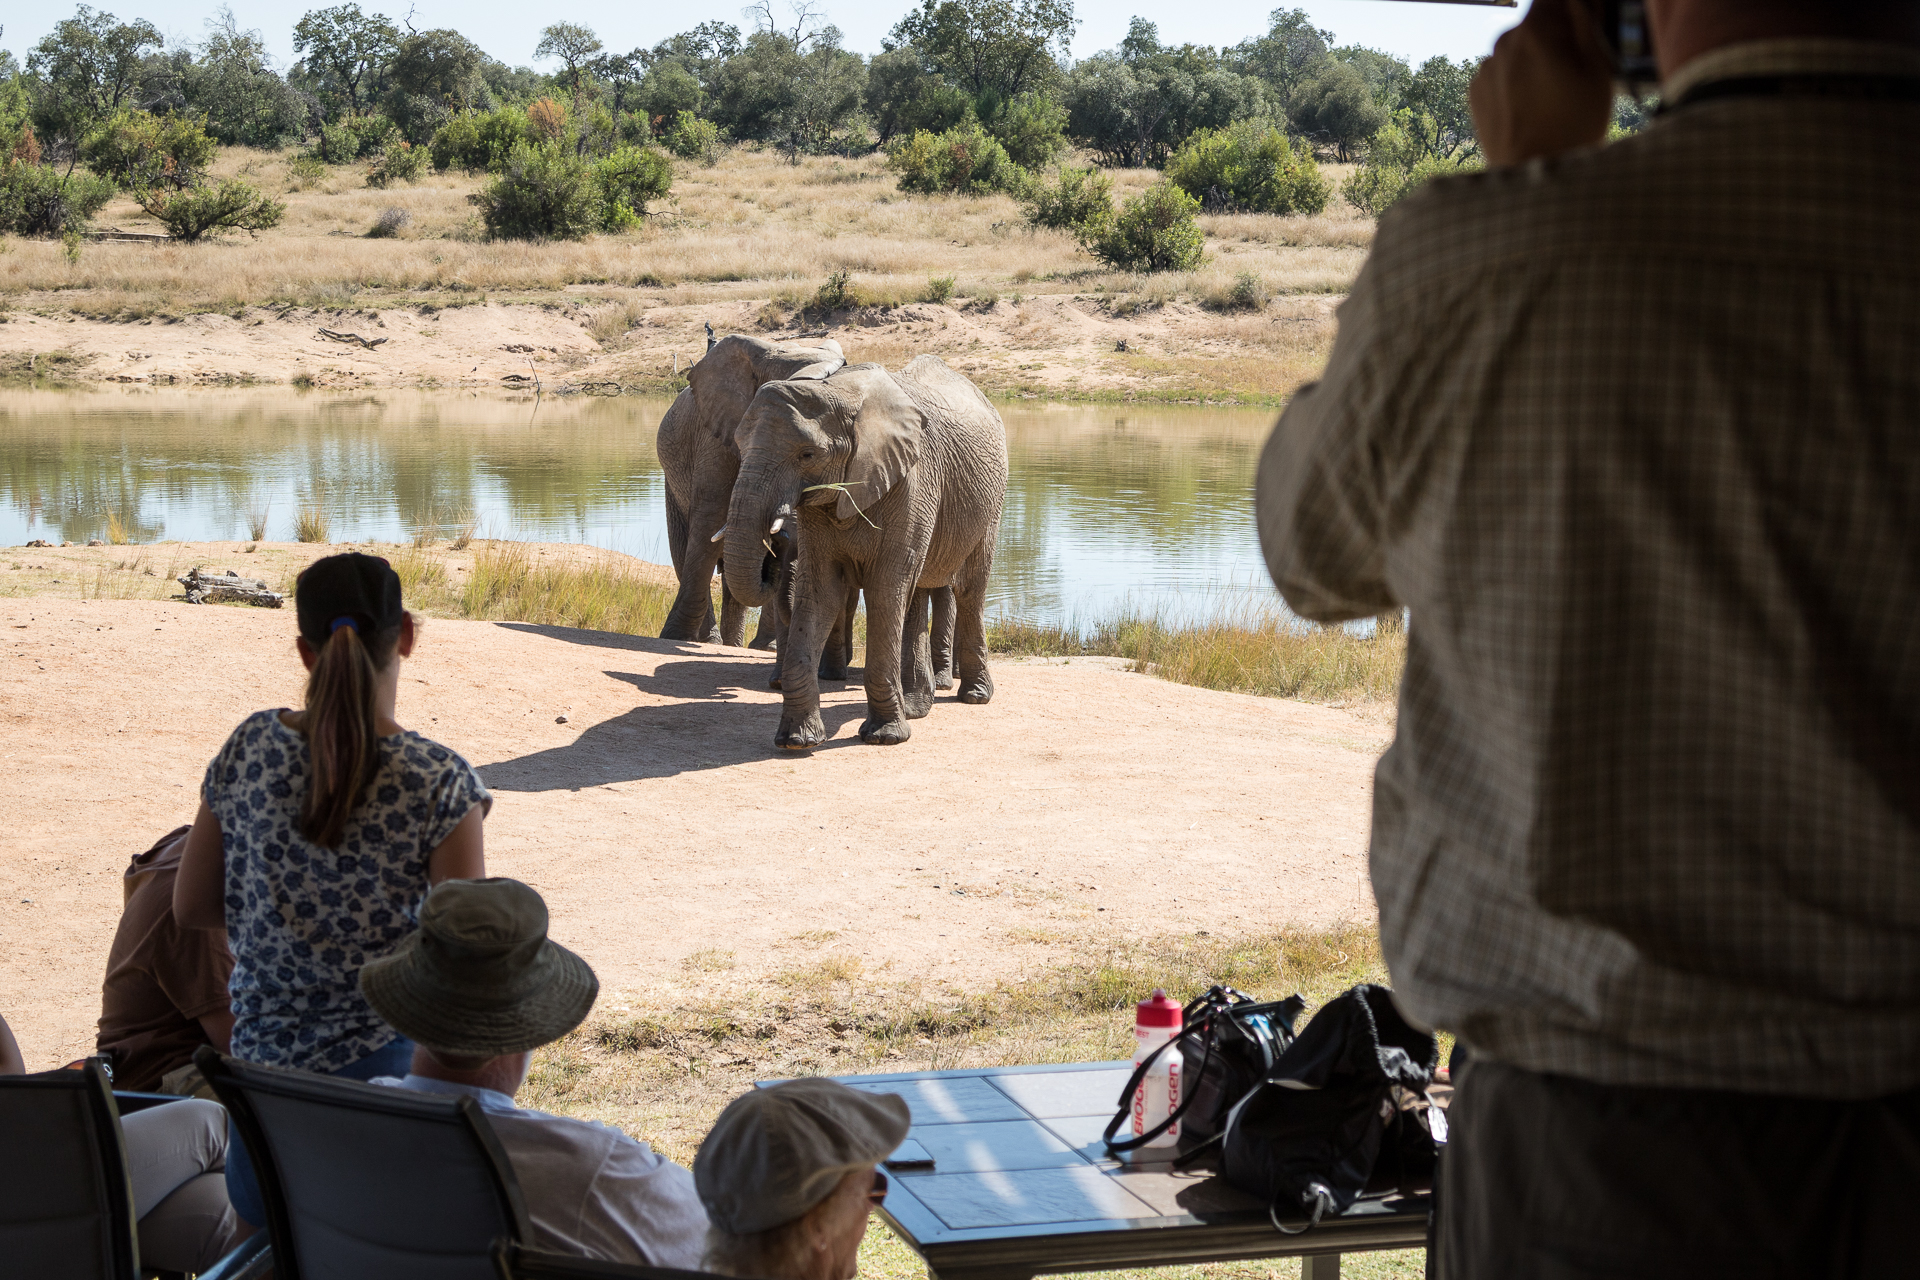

{"left": 990, "top": 606, "right": 1407, "bottom": 705}
{"left": 529, "top": 920, "right": 1426, "bottom": 1280}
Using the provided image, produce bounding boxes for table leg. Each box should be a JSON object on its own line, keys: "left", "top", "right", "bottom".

{"left": 1301, "top": 1254, "right": 1340, "bottom": 1280}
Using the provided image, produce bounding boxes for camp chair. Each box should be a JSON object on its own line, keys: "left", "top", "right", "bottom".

{"left": 196, "top": 1045, "right": 531, "bottom": 1280}
{"left": 0, "top": 1058, "right": 270, "bottom": 1280}
{"left": 492, "top": 1240, "right": 737, "bottom": 1280}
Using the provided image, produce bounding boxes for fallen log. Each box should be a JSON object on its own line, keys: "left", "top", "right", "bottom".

{"left": 317, "top": 328, "right": 388, "bottom": 350}
{"left": 178, "top": 567, "right": 284, "bottom": 608}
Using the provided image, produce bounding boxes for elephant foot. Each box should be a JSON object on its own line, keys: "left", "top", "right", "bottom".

{"left": 958, "top": 672, "right": 995, "bottom": 705}
{"left": 775, "top": 711, "right": 827, "bottom": 750}
{"left": 903, "top": 690, "right": 934, "bottom": 720}
{"left": 767, "top": 672, "right": 783, "bottom": 691}
{"left": 859, "top": 715, "right": 912, "bottom": 745}
{"left": 934, "top": 665, "right": 955, "bottom": 691}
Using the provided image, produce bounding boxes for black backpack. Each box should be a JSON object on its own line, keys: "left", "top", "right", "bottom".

{"left": 1103, "top": 985, "right": 1306, "bottom": 1153}
{"left": 1219, "top": 983, "right": 1441, "bottom": 1232}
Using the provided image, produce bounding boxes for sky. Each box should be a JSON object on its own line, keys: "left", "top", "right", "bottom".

{"left": 2, "top": 1, "right": 1526, "bottom": 73}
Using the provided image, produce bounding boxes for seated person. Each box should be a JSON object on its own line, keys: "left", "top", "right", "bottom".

{"left": 3, "top": 1011, "right": 249, "bottom": 1272}
{"left": 98, "top": 826, "right": 235, "bottom": 1094}
{"left": 358, "top": 877, "right": 708, "bottom": 1268}
{"left": 694, "top": 1077, "right": 909, "bottom": 1280}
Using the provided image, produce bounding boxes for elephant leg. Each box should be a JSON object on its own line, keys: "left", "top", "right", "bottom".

{"left": 953, "top": 541, "right": 995, "bottom": 706}
{"left": 719, "top": 573, "right": 749, "bottom": 648}
{"left": 776, "top": 555, "right": 844, "bottom": 750}
{"left": 820, "top": 584, "right": 857, "bottom": 681}
{"left": 931, "top": 585, "right": 956, "bottom": 690}
{"left": 900, "top": 588, "right": 936, "bottom": 721}
{"left": 661, "top": 528, "right": 724, "bottom": 642}
{"left": 860, "top": 565, "right": 921, "bottom": 746}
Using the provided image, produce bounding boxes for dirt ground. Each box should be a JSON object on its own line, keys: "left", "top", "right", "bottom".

{"left": 0, "top": 290, "right": 1339, "bottom": 402}
{"left": 0, "top": 590, "right": 1387, "bottom": 1070}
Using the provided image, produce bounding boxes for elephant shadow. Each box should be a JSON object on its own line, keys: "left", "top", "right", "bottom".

{"left": 477, "top": 628, "right": 870, "bottom": 792}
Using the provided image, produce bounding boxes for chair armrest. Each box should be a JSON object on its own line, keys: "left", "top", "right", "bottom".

{"left": 197, "top": 1231, "right": 272, "bottom": 1280}
{"left": 113, "top": 1091, "right": 184, "bottom": 1115}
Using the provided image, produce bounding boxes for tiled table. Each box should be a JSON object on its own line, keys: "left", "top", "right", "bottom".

{"left": 817, "top": 1062, "right": 1431, "bottom": 1280}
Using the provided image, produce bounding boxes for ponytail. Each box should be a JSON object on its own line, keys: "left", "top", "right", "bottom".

{"left": 300, "top": 622, "right": 398, "bottom": 847}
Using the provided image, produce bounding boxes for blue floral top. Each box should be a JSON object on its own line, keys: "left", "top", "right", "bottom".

{"left": 202, "top": 710, "right": 492, "bottom": 1072}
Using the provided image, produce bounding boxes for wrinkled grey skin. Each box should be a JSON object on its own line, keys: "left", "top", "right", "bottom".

{"left": 657, "top": 335, "right": 844, "bottom": 645}
{"left": 723, "top": 357, "right": 1007, "bottom": 748}
{"left": 762, "top": 535, "right": 954, "bottom": 689}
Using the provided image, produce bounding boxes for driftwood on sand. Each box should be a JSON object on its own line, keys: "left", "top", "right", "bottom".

{"left": 317, "top": 328, "right": 387, "bottom": 350}
{"left": 178, "top": 568, "right": 284, "bottom": 607}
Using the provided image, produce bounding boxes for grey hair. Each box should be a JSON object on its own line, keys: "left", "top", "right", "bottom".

{"left": 703, "top": 1220, "right": 814, "bottom": 1279}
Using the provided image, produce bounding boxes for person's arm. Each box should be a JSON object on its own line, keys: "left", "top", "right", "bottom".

{"left": 173, "top": 802, "right": 228, "bottom": 931}
{"left": 196, "top": 1009, "right": 235, "bottom": 1055}
{"left": 1469, "top": 0, "right": 1613, "bottom": 168}
{"left": 427, "top": 807, "right": 486, "bottom": 885}
{"left": 0, "top": 1012, "right": 25, "bottom": 1075}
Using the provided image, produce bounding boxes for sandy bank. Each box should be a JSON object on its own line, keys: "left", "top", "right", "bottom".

{"left": 0, "top": 593, "right": 1385, "bottom": 1068}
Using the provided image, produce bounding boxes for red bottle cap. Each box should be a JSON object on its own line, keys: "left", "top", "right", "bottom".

{"left": 1136, "top": 988, "right": 1182, "bottom": 1028}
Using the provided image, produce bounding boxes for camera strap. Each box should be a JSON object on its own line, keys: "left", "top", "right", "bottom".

{"left": 1666, "top": 74, "right": 1920, "bottom": 113}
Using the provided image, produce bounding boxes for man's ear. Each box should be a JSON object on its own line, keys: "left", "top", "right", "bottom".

{"left": 837, "top": 372, "right": 925, "bottom": 525}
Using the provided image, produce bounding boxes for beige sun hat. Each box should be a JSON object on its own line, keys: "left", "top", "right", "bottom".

{"left": 359, "top": 877, "right": 598, "bottom": 1057}
{"left": 695, "top": 1078, "right": 911, "bottom": 1234}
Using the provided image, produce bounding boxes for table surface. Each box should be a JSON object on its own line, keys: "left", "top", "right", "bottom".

{"left": 808, "top": 1061, "right": 1431, "bottom": 1280}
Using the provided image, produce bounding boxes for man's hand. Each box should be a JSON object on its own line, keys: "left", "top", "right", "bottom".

{"left": 1471, "top": 0, "right": 1616, "bottom": 167}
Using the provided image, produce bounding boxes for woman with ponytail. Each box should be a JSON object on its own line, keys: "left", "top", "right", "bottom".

{"left": 174, "top": 552, "right": 490, "bottom": 1224}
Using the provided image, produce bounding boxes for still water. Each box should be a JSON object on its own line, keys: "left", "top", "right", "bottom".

{"left": 0, "top": 389, "right": 1287, "bottom": 625}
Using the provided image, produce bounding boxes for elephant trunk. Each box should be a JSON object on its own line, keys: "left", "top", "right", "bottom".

{"left": 722, "top": 473, "right": 792, "bottom": 608}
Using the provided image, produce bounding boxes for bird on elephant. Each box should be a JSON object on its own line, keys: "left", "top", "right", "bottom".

{"left": 721, "top": 355, "right": 1007, "bottom": 748}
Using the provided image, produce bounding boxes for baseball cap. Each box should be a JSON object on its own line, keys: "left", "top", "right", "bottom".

{"left": 695, "top": 1078, "right": 910, "bottom": 1234}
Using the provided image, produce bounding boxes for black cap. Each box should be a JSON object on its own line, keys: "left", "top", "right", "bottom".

{"left": 295, "top": 553, "right": 404, "bottom": 647}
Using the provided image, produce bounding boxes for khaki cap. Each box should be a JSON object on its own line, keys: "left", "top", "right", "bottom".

{"left": 695, "top": 1078, "right": 911, "bottom": 1234}
{"left": 359, "top": 878, "right": 598, "bottom": 1058}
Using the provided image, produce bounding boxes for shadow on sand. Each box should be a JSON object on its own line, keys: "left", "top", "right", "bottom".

{"left": 476, "top": 622, "right": 866, "bottom": 792}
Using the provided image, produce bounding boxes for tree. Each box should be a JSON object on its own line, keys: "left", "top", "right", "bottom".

{"left": 887, "top": 0, "right": 1077, "bottom": 105}
{"left": 776, "top": 28, "right": 866, "bottom": 160}
{"left": 27, "top": 7, "right": 164, "bottom": 151}
{"left": 1333, "top": 46, "right": 1412, "bottom": 112}
{"left": 388, "top": 29, "right": 483, "bottom": 107}
{"left": 183, "top": 8, "right": 303, "bottom": 147}
{"left": 533, "top": 22, "right": 603, "bottom": 111}
{"left": 1230, "top": 7, "right": 1333, "bottom": 111}
{"left": 1064, "top": 29, "right": 1265, "bottom": 169}
{"left": 637, "top": 60, "right": 701, "bottom": 123}
{"left": 1086, "top": 179, "right": 1205, "bottom": 272}
{"left": 138, "top": 177, "right": 285, "bottom": 240}
{"left": 591, "top": 50, "right": 647, "bottom": 117}
{"left": 1291, "top": 59, "right": 1386, "bottom": 161}
{"left": 864, "top": 45, "right": 968, "bottom": 143}
{"left": 292, "top": 4, "right": 399, "bottom": 118}
{"left": 1404, "top": 55, "right": 1478, "bottom": 158}
{"left": 648, "top": 22, "right": 742, "bottom": 101}
{"left": 708, "top": 28, "right": 803, "bottom": 142}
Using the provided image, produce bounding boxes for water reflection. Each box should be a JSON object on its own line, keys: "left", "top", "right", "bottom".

{"left": 0, "top": 388, "right": 1285, "bottom": 624}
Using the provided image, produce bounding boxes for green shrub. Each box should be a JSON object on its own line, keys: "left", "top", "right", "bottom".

{"left": 313, "top": 114, "right": 399, "bottom": 165}
{"left": 662, "top": 111, "right": 724, "bottom": 165}
{"left": 1023, "top": 165, "right": 1114, "bottom": 235}
{"left": 1165, "top": 121, "right": 1329, "bottom": 216}
{"left": 286, "top": 155, "right": 328, "bottom": 186}
{"left": 471, "top": 141, "right": 599, "bottom": 240}
{"left": 1086, "top": 181, "right": 1207, "bottom": 273}
{"left": 81, "top": 110, "right": 217, "bottom": 190}
{"left": 365, "top": 139, "right": 426, "bottom": 188}
{"left": 595, "top": 145, "right": 673, "bottom": 231}
{"left": 0, "top": 163, "right": 116, "bottom": 237}
{"left": 137, "top": 179, "right": 286, "bottom": 242}
{"left": 990, "top": 92, "right": 1069, "bottom": 170}
{"left": 1342, "top": 111, "right": 1481, "bottom": 217}
{"left": 886, "top": 120, "right": 1026, "bottom": 196}
{"left": 924, "top": 274, "right": 955, "bottom": 304}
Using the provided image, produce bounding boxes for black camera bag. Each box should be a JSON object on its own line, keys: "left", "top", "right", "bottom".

{"left": 1219, "top": 983, "right": 1440, "bottom": 1232}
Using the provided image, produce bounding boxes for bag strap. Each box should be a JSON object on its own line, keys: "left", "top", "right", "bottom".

{"left": 1102, "top": 1013, "right": 1216, "bottom": 1152}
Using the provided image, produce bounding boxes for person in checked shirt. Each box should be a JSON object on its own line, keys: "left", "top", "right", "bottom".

{"left": 1256, "top": 0, "right": 1920, "bottom": 1274}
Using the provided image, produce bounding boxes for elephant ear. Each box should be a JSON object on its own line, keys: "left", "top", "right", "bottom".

{"left": 836, "top": 370, "right": 926, "bottom": 525}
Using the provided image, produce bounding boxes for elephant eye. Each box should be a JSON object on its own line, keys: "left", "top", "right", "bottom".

{"left": 798, "top": 449, "right": 816, "bottom": 462}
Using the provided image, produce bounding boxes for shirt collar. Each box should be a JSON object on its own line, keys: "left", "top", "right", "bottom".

{"left": 387, "top": 1072, "right": 521, "bottom": 1114}
{"left": 1664, "top": 38, "right": 1920, "bottom": 106}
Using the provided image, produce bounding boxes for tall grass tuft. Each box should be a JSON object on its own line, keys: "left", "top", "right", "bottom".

{"left": 293, "top": 499, "right": 331, "bottom": 543}
{"left": 988, "top": 604, "right": 1406, "bottom": 704}
{"left": 245, "top": 502, "right": 270, "bottom": 542}
{"left": 104, "top": 511, "right": 133, "bottom": 545}
{"left": 458, "top": 542, "right": 677, "bottom": 634}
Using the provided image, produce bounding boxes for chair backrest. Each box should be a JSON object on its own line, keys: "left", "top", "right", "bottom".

{"left": 0, "top": 1060, "right": 140, "bottom": 1280}
{"left": 197, "top": 1047, "right": 532, "bottom": 1280}
{"left": 492, "top": 1241, "right": 735, "bottom": 1280}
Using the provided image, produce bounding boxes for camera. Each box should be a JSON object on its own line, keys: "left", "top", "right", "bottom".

{"left": 1398, "top": 0, "right": 1660, "bottom": 88}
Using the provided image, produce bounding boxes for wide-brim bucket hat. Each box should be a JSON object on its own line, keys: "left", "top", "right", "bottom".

{"left": 360, "top": 877, "right": 598, "bottom": 1057}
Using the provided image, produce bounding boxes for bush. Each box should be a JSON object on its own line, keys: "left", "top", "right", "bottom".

{"left": 312, "top": 114, "right": 398, "bottom": 165}
{"left": 368, "top": 206, "right": 411, "bottom": 238}
{"left": 1208, "top": 270, "right": 1269, "bottom": 312}
{"left": 527, "top": 98, "right": 568, "bottom": 144}
{"left": 0, "top": 163, "right": 116, "bottom": 237}
{"left": 1165, "top": 121, "right": 1329, "bottom": 216}
{"left": 1086, "top": 181, "right": 1207, "bottom": 273}
{"left": 924, "top": 274, "right": 955, "bottom": 304}
{"left": 662, "top": 111, "right": 724, "bottom": 165}
{"left": 81, "top": 110, "right": 217, "bottom": 190}
{"left": 430, "top": 108, "right": 530, "bottom": 173}
{"left": 366, "top": 139, "right": 426, "bottom": 188}
{"left": 1023, "top": 165, "right": 1114, "bottom": 236}
{"left": 886, "top": 121, "right": 1026, "bottom": 196}
{"left": 1342, "top": 111, "right": 1481, "bottom": 217}
{"left": 138, "top": 178, "right": 286, "bottom": 242}
{"left": 595, "top": 145, "right": 673, "bottom": 231}
{"left": 990, "top": 93, "right": 1069, "bottom": 170}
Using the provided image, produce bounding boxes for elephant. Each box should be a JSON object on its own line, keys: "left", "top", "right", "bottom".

{"left": 656, "top": 335, "right": 844, "bottom": 646}
{"left": 722, "top": 355, "right": 1008, "bottom": 748}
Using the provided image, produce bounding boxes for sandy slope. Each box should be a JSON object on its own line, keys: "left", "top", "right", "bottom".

{"left": 0, "top": 597, "right": 1386, "bottom": 1070}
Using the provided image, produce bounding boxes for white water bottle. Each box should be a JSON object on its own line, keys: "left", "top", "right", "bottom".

{"left": 1130, "top": 988, "right": 1183, "bottom": 1148}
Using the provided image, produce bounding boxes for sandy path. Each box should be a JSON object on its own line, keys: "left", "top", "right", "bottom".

{"left": 0, "top": 597, "right": 1386, "bottom": 1069}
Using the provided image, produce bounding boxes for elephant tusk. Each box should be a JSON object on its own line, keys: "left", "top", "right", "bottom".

{"left": 709, "top": 526, "right": 727, "bottom": 543}
{"left": 768, "top": 517, "right": 784, "bottom": 535}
